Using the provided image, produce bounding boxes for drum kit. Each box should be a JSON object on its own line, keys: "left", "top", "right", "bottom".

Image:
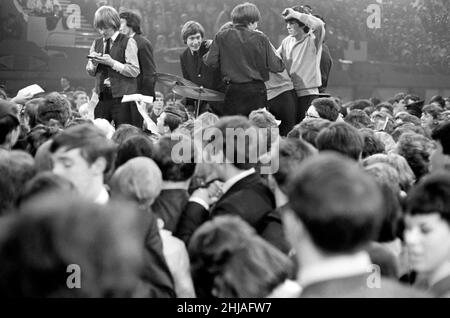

{"left": 155, "top": 72, "right": 224, "bottom": 117}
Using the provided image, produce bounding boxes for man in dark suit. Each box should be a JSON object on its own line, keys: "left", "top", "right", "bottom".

{"left": 119, "top": 11, "right": 156, "bottom": 128}
{"left": 176, "top": 116, "right": 275, "bottom": 245}
{"left": 285, "top": 153, "right": 428, "bottom": 297}
{"left": 179, "top": 21, "right": 224, "bottom": 116}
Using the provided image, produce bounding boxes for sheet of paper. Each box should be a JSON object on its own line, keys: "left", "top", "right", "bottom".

{"left": 122, "top": 94, "right": 154, "bottom": 104}
{"left": 18, "top": 84, "right": 45, "bottom": 97}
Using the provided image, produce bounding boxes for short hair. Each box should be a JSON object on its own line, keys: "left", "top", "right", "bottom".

{"left": 110, "top": 157, "right": 163, "bottom": 207}
{"left": 50, "top": 124, "right": 117, "bottom": 176}
{"left": 119, "top": 11, "right": 142, "bottom": 34}
{"left": 391, "top": 124, "right": 426, "bottom": 142}
{"left": 359, "top": 128, "right": 385, "bottom": 159}
{"left": 347, "top": 99, "right": 374, "bottom": 111}
{"left": 432, "top": 121, "right": 450, "bottom": 156}
{"left": 287, "top": 118, "right": 330, "bottom": 147}
{"left": 344, "top": 109, "right": 372, "bottom": 129}
{"left": 272, "top": 138, "right": 317, "bottom": 191}
{"left": 0, "top": 193, "right": 144, "bottom": 297}
{"left": 395, "top": 132, "right": 433, "bottom": 180}
{"left": 111, "top": 124, "right": 143, "bottom": 145}
{"left": 94, "top": 5, "right": 121, "bottom": 31}
{"left": 316, "top": 122, "right": 364, "bottom": 160}
{"left": 364, "top": 162, "right": 401, "bottom": 195}
{"left": 231, "top": 2, "right": 261, "bottom": 25}
{"left": 429, "top": 95, "right": 446, "bottom": 108}
{"left": 312, "top": 98, "right": 340, "bottom": 121}
{"left": 188, "top": 215, "right": 294, "bottom": 298}
{"left": 288, "top": 153, "right": 383, "bottom": 253}
{"left": 115, "top": 135, "right": 155, "bottom": 168}
{"left": 180, "top": 21, "right": 205, "bottom": 44}
{"left": 395, "top": 112, "right": 421, "bottom": 127}
{"left": 26, "top": 124, "right": 62, "bottom": 156}
{"left": 152, "top": 135, "right": 196, "bottom": 182}
{"left": 375, "top": 102, "right": 394, "bottom": 115}
{"left": 24, "top": 98, "right": 45, "bottom": 129}
{"left": 208, "top": 116, "right": 258, "bottom": 170}
{"left": 162, "top": 103, "right": 189, "bottom": 132}
{"left": 422, "top": 104, "right": 443, "bottom": 120}
{"left": 406, "top": 172, "right": 450, "bottom": 225}
{"left": 37, "top": 92, "right": 72, "bottom": 126}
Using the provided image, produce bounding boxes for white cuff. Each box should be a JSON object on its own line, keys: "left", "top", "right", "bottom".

{"left": 112, "top": 61, "right": 125, "bottom": 73}
{"left": 188, "top": 197, "right": 210, "bottom": 210}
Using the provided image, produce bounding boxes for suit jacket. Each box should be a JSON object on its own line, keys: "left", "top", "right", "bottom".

{"left": 152, "top": 189, "right": 189, "bottom": 233}
{"left": 133, "top": 34, "right": 156, "bottom": 97}
{"left": 260, "top": 205, "right": 291, "bottom": 255}
{"left": 176, "top": 172, "right": 275, "bottom": 245}
{"left": 300, "top": 274, "right": 429, "bottom": 298}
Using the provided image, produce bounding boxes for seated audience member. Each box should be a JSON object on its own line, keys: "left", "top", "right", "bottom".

{"left": 189, "top": 215, "right": 298, "bottom": 298}
{"left": 262, "top": 137, "right": 317, "bottom": 254}
{"left": 421, "top": 104, "right": 443, "bottom": 134}
{"left": 359, "top": 128, "right": 385, "bottom": 159}
{"left": 50, "top": 124, "right": 116, "bottom": 204}
{"left": 156, "top": 103, "right": 189, "bottom": 135}
{"left": 305, "top": 97, "right": 340, "bottom": 122}
{"left": 110, "top": 157, "right": 187, "bottom": 298}
{"left": 285, "top": 153, "right": 427, "bottom": 297}
{"left": 316, "top": 122, "right": 364, "bottom": 161}
{"left": 404, "top": 172, "right": 450, "bottom": 297}
{"left": 111, "top": 124, "right": 144, "bottom": 145}
{"left": 249, "top": 108, "right": 280, "bottom": 158}
{"left": 177, "top": 116, "right": 275, "bottom": 245}
{"left": 344, "top": 109, "right": 372, "bottom": 129}
{"left": 287, "top": 118, "right": 330, "bottom": 147}
{"left": 395, "top": 132, "right": 434, "bottom": 181}
{"left": 430, "top": 121, "right": 450, "bottom": 172}
{"left": 151, "top": 135, "right": 196, "bottom": 233}
{"left": 0, "top": 151, "right": 37, "bottom": 215}
{"left": 26, "top": 124, "right": 61, "bottom": 156}
{"left": 36, "top": 92, "right": 72, "bottom": 127}
{"left": 17, "top": 171, "right": 75, "bottom": 207}
{"left": 0, "top": 100, "right": 21, "bottom": 153}
{"left": 0, "top": 194, "right": 145, "bottom": 297}
{"left": 115, "top": 135, "right": 155, "bottom": 168}
{"left": 374, "top": 131, "right": 396, "bottom": 153}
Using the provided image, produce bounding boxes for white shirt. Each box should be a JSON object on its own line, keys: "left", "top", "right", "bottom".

{"left": 94, "top": 186, "right": 109, "bottom": 205}
{"left": 299, "top": 251, "right": 372, "bottom": 288}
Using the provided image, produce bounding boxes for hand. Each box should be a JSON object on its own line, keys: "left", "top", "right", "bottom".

{"left": 207, "top": 181, "right": 223, "bottom": 204}
{"left": 94, "top": 54, "right": 115, "bottom": 67}
{"left": 135, "top": 100, "right": 148, "bottom": 115}
{"left": 204, "top": 39, "right": 213, "bottom": 49}
{"left": 11, "top": 91, "right": 34, "bottom": 105}
{"left": 88, "top": 52, "right": 102, "bottom": 66}
{"left": 191, "top": 188, "right": 211, "bottom": 205}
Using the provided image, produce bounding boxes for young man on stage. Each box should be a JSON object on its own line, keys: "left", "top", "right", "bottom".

{"left": 204, "top": 2, "right": 285, "bottom": 117}
{"left": 86, "top": 6, "right": 140, "bottom": 128}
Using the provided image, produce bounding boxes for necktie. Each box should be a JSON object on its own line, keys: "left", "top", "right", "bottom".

{"left": 105, "top": 38, "right": 111, "bottom": 55}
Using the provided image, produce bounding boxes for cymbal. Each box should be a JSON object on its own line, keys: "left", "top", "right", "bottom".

{"left": 155, "top": 72, "right": 199, "bottom": 88}
{"left": 172, "top": 85, "right": 225, "bottom": 102}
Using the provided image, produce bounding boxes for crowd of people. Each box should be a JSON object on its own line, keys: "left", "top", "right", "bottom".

{"left": 1, "top": 1, "right": 450, "bottom": 299}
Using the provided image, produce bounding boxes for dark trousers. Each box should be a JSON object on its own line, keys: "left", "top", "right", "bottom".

{"left": 296, "top": 94, "right": 319, "bottom": 123}
{"left": 267, "top": 89, "right": 297, "bottom": 136}
{"left": 130, "top": 103, "right": 144, "bottom": 128}
{"left": 224, "top": 81, "right": 267, "bottom": 117}
{"left": 96, "top": 89, "right": 132, "bottom": 128}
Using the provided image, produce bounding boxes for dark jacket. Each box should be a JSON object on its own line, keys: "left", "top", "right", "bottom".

{"left": 176, "top": 172, "right": 276, "bottom": 245}
{"left": 92, "top": 33, "right": 137, "bottom": 98}
{"left": 152, "top": 189, "right": 189, "bottom": 233}
{"left": 319, "top": 43, "right": 333, "bottom": 93}
{"left": 133, "top": 34, "right": 156, "bottom": 97}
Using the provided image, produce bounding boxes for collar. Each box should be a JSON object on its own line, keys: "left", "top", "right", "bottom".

{"left": 105, "top": 31, "right": 120, "bottom": 43}
{"left": 94, "top": 186, "right": 109, "bottom": 205}
{"left": 221, "top": 168, "right": 256, "bottom": 195}
{"left": 299, "top": 251, "right": 372, "bottom": 288}
{"left": 161, "top": 180, "right": 190, "bottom": 190}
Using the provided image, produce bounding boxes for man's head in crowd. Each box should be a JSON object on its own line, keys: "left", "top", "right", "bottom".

{"left": 359, "top": 128, "right": 385, "bottom": 159}
{"left": 181, "top": 21, "right": 205, "bottom": 52}
{"left": 249, "top": 108, "right": 280, "bottom": 157}
{"left": 50, "top": 124, "right": 117, "bottom": 201}
{"left": 111, "top": 124, "right": 143, "bottom": 145}
{"left": 94, "top": 6, "right": 121, "bottom": 40}
{"left": 0, "top": 100, "right": 20, "bottom": 151}
{"left": 232, "top": 2, "right": 261, "bottom": 30}
{"left": 72, "top": 91, "right": 89, "bottom": 111}
{"left": 316, "top": 122, "right": 364, "bottom": 161}
{"left": 287, "top": 118, "right": 330, "bottom": 147}
{"left": 115, "top": 135, "right": 155, "bottom": 168}
{"left": 345, "top": 109, "right": 372, "bottom": 129}
{"left": 404, "top": 172, "right": 450, "bottom": 281}
{"left": 371, "top": 111, "right": 394, "bottom": 134}
{"left": 375, "top": 102, "right": 394, "bottom": 115}
{"left": 305, "top": 98, "right": 340, "bottom": 122}
{"left": 119, "top": 10, "right": 142, "bottom": 37}
{"left": 430, "top": 121, "right": 450, "bottom": 172}
{"left": 60, "top": 76, "right": 71, "bottom": 92}
{"left": 37, "top": 92, "right": 72, "bottom": 127}
{"left": 283, "top": 6, "right": 310, "bottom": 37}
{"left": 156, "top": 103, "right": 188, "bottom": 135}
{"left": 421, "top": 104, "right": 443, "bottom": 131}
{"left": 152, "top": 135, "right": 196, "bottom": 183}
{"left": 429, "top": 95, "right": 445, "bottom": 109}
{"left": 285, "top": 153, "right": 383, "bottom": 267}
{"left": 23, "top": 98, "right": 45, "bottom": 131}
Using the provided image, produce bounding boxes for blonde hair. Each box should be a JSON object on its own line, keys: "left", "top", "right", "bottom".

{"left": 94, "top": 6, "right": 121, "bottom": 31}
